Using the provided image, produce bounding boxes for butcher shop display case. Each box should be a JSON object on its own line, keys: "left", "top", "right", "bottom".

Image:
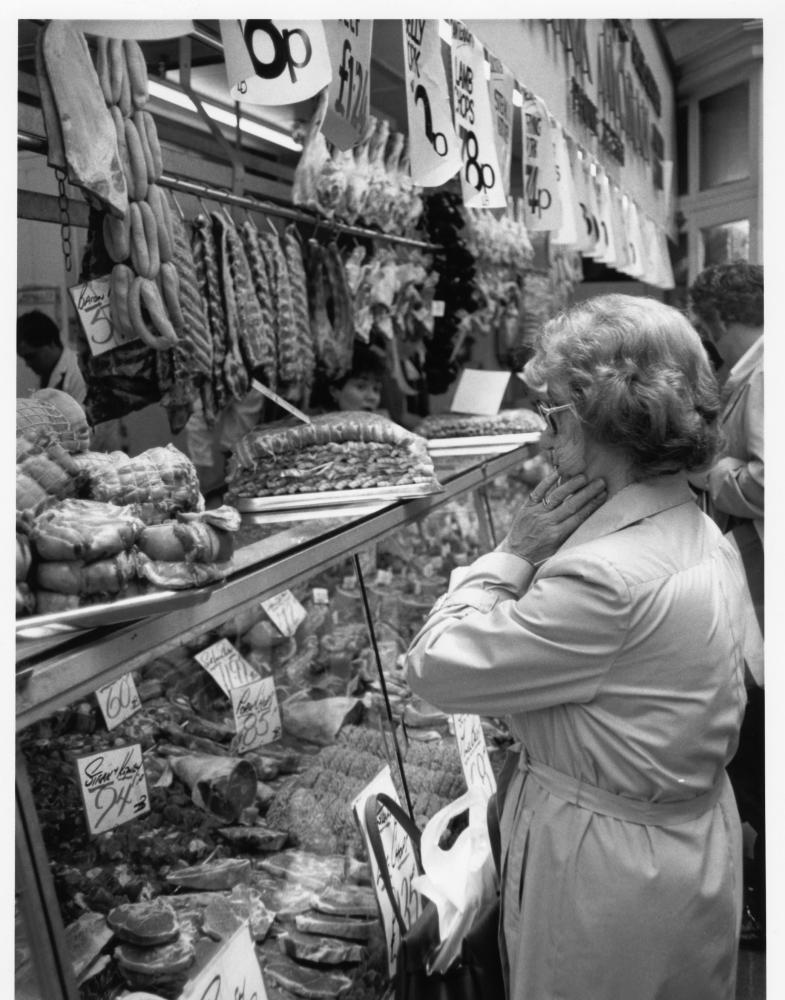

{"left": 15, "top": 443, "right": 539, "bottom": 1000}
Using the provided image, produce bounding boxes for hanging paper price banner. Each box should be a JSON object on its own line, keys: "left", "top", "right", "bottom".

{"left": 195, "top": 639, "right": 261, "bottom": 697}
{"left": 352, "top": 767, "right": 421, "bottom": 976}
{"left": 622, "top": 199, "right": 645, "bottom": 278}
{"left": 95, "top": 673, "right": 141, "bottom": 732}
{"left": 451, "top": 22, "right": 506, "bottom": 209}
{"left": 401, "top": 20, "right": 461, "bottom": 188}
{"left": 231, "top": 677, "right": 282, "bottom": 753}
{"left": 261, "top": 589, "right": 307, "bottom": 637}
{"left": 609, "top": 186, "right": 630, "bottom": 271}
{"left": 550, "top": 125, "right": 580, "bottom": 248}
{"left": 180, "top": 923, "right": 268, "bottom": 1000}
{"left": 570, "top": 150, "right": 599, "bottom": 255}
{"left": 220, "top": 19, "right": 331, "bottom": 106}
{"left": 521, "top": 93, "right": 561, "bottom": 232}
{"left": 594, "top": 169, "right": 616, "bottom": 265}
{"left": 487, "top": 55, "right": 514, "bottom": 197}
{"left": 656, "top": 226, "right": 676, "bottom": 290}
{"left": 321, "top": 21, "right": 373, "bottom": 150}
{"left": 76, "top": 743, "right": 150, "bottom": 836}
{"left": 452, "top": 714, "right": 496, "bottom": 800}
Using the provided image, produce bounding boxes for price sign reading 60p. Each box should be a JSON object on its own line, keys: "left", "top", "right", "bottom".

{"left": 76, "top": 743, "right": 150, "bottom": 836}
{"left": 95, "top": 673, "right": 141, "bottom": 731}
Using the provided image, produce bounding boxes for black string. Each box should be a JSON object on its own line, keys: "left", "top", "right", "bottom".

{"left": 352, "top": 553, "right": 415, "bottom": 822}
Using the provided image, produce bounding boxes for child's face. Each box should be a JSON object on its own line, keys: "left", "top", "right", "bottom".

{"left": 332, "top": 373, "right": 382, "bottom": 412}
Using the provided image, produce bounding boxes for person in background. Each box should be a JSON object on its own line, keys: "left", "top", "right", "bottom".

{"left": 310, "top": 339, "right": 388, "bottom": 415}
{"left": 17, "top": 310, "right": 86, "bottom": 404}
{"left": 405, "top": 294, "right": 758, "bottom": 999}
{"left": 688, "top": 259, "right": 765, "bottom": 947}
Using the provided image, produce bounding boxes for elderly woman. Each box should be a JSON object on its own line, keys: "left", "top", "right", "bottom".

{"left": 406, "top": 294, "right": 758, "bottom": 1000}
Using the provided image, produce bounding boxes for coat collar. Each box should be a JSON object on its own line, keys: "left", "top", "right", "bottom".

{"left": 558, "top": 473, "right": 695, "bottom": 552}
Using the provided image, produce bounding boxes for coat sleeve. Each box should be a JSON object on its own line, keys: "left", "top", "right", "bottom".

{"left": 405, "top": 549, "right": 630, "bottom": 716}
{"left": 708, "top": 369, "right": 764, "bottom": 521}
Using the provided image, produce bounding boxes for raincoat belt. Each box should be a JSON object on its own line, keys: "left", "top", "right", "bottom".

{"left": 514, "top": 748, "right": 725, "bottom": 827}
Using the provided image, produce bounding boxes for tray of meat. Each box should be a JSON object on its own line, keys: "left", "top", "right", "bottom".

{"left": 416, "top": 408, "right": 544, "bottom": 439}
{"left": 234, "top": 480, "right": 441, "bottom": 513}
{"left": 425, "top": 432, "right": 542, "bottom": 456}
{"left": 15, "top": 584, "right": 217, "bottom": 638}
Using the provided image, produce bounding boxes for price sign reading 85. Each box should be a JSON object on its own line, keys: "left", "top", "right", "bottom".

{"left": 95, "top": 673, "right": 141, "bottom": 731}
{"left": 453, "top": 714, "right": 496, "bottom": 799}
{"left": 230, "top": 676, "right": 282, "bottom": 754}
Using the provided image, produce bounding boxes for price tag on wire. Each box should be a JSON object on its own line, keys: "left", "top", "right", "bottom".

{"left": 230, "top": 676, "right": 282, "bottom": 753}
{"left": 76, "top": 743, "right": 150, "bottom": 836}
{"left": 95, "top": 673, "right": 142, "bottom": 731}
{"left": 452, "top": 713, "right": 497, "bottom": 800}
{"left": 195, "top": 639, "right": 261, "bottom": 696}
{"left": 261, "top": 589, "right": 307, "bottom": 637}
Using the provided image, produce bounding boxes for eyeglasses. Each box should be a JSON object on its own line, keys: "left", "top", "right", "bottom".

{"left": 535, "top": 399, "right": 578, "bottom": 434}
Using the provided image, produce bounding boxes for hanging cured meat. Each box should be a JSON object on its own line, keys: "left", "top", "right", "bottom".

{"left": 305, "top": 239, "right": 338, "bottom": 381}
{"left": 258, "top": 228, "right": 303, "bottom": 404}
{"left": 240, "top": 219, "right": 278, "bottom": 390}
{"left": 322, "top": 242, "right": 355, "bottom": 379}
{"left": 212, "top": 212, "right": 251, "bottom": 403}
{"left": 170, "top": 208, "right": 213, "bottom": 379}
{"left": 283, "top": 226, "right": 317, "bottom": 401}
{"left": 192, "top": 213, "right": 230, "bottom": 413}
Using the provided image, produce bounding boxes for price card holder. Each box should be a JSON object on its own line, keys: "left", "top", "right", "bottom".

{"left": 453, "top": 714, "right": 497, "bottom": 800}
{"left": 312, "top": 587, "right": 330, "bottom": 605}
{"left": 76, "top": 743, "right": 150, "bottom": 836}
{"left": 195, "top": 639, "right": 261, "bottom": 696}
{"left": 68, "top": 276, "right": 133, "bottom": 357}
{"left": 180, "top": 922, "right": 268, "bottom": 1000}
{"left": 261, "top": 590, "right": 307, "bottom": 638}
{"left": 230, "top": 677, "right": 282, "bottom": 753}
{"left": 95, "top": 673, "right": 141, "bottom": 731}
{"left": 352, "top": 767, "right": 421, "bottom": 976}
{"left": 450, "top": 368, "right": 510, "bottom": 416}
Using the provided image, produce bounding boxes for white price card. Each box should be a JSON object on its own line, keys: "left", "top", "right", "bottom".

{"left": 261, "top": 590, "right": 307, "bottom": 638}
{"left": 322, "top": 20, "right": 374, "bottom": 150}
{"left": 453, "top": 714, "right": 496, "bottom": 800}
{"left": 95, "top": 673, "right": 141, "bottom": 731}
{"left": 195, "top": 639, "right": 261, "bottom": 697}
{"left": 352, "top": 766, "right": 421, "bottom": 976}
{"left": 180, "top": 922, "right": 268, "bottom": 1000}
{"left": 69, "top": 276, "right": 132, "bottom": 357}
{"left": 230, "top": 677, "right": 282, "bottom": 754}
{"left": 220, "top": 19, "right": 331, "bottom": 107}
{"left": 76, "top": 743, "right": 150, "bottom": 836}
{"left": 312, "top": 587, "right": 330, "bottom": 605}
{"left": 450, "top": 368, "right": 510, "bottom": 416}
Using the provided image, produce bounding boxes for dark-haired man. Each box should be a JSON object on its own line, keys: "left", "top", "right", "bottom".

{"left": 689, "top": 259, "right": 764, "bottom": 948}
{"left": 17, "top": 309, "right": 86, "bottom": 403}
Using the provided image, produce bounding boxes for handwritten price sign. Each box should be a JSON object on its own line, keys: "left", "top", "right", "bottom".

{"left": 453, "top": 714, "right": 496, "bottom": 800}
{"left": 322, "top": 20, "right": 373, "bottom": 150}
{"left": 352, "top": 767, "right": 421, "bottom": 976}
{"left": 180, "top": 922, "right": 268, "bottom": 1000}
{"left": 195, "top": 639, "right": 261, "bottom": 697}
{"left": 76, "top": 743, "right": 150, "bottom": 836}
{"left": 230, "top": 677, "right": 282, "bottom": 753}
{"left": 69, "top": 276, "right": 130, "bottom": 357}
{"left": 261, "top": 590, "right": 307, "bottom": 638}
{"left": 95, "top": 673, "right": 141, "bottom": 731}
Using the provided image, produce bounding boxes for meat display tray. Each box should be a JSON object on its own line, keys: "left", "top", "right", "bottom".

{"left": 426, "top": 432, "right": 541, "bottom": 456}
{"left": 15, "top": 585, "right": 216, "bottom": 639}
{"left": 235, "top": 481, "right": 443, "bottom": 513}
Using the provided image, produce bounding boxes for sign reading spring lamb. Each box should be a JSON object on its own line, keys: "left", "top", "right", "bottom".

{"left": 220, "top": 19, "right": 331, "bottom": 105}
{"left": 450, "top": 21, "right": 505, "bottom": 208}
{"left": 401, "top": 20, "right": 461, "bottom": 188}
{"left": 321, "top": 20, "right": 374, "bottom": 150}
{"left": 487, "top": 54, "right": 514, "bottom": 198}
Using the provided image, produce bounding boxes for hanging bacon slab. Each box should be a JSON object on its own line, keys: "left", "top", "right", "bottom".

{"left": 225, "top": 411, "right": 440, "bottom": 499}
{"left": 240, "top": 219, "right": 278, "bottom": 390}
{"left": 212, "top": 212, "right": 250, "bottom": 403}
{"left": 191, "top": 213, "right": 229, "bottom": 414}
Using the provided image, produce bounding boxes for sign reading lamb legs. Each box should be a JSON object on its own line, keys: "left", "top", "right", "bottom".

{"left": 220, "top": 19, "right": 331, "bottom": 105}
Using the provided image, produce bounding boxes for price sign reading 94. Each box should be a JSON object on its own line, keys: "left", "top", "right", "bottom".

{"left": 322, "top": 21, "right": 373, "bottom": 150}
{"left": 95, "top": 673, "right": 141, "bottom": 731}
{"left": 76, "top": 743, "right": 150, "bottom": 836}
{"left": 453, "top": 714, "right": 496, "bottom": 799}
{"left": 450, "top": 22, "right": 505, "bottom": 209}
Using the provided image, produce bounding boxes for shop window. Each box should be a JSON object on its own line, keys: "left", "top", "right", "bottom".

{"left": 676, "top": 104, "right": 689, "bottom": 196}
{"left": 699, "top": 82, "right": 749, "bottom": 189}
{"left": 701, "top": 219, "right": 749, "bottom": 267}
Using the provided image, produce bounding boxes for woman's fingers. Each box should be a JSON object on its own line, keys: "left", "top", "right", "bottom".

{"left": 554, "top": 480, "right": 607, "bottom": 525}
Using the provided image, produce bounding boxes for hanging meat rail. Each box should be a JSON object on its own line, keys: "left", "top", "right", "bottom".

{"left": 17, "top": 130, "right": 441, "bottom": 251}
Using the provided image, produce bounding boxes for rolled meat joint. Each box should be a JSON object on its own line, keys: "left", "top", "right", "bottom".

{"left": 30, "top": 498, "right": 145, "bottom": 562}
{"left": 168, "top": 754, "right": 257, "bottom": 822}
{"left": 35, "top": 550, "right": 137, "bottom": 596}
{"left": 138, "top": 520, "right": 234, "bottom": 564}
{"left": 16, "top": 435, "right": 84, "bottom": 519}
{"left": 17, "top": 390, "right": 91, "bottom": 454}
